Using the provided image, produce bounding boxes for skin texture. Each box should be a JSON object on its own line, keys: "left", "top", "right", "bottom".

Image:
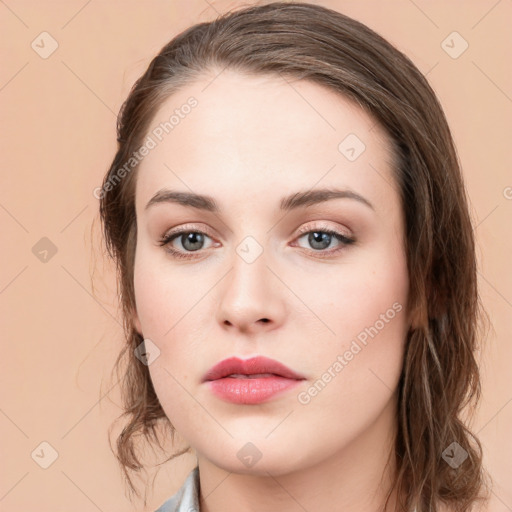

{"left": 132, "top": 69, "right": 414, "bottom": 512}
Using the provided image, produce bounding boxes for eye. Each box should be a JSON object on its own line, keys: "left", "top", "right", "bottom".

{"left": 158, "top": 223, "right": 356, "bottom": 260}
{"left": 158, "top": 227, "right": 215, "bottom": 260}
{"left": 293, "top": 223, "right": 355, "bottom": 257}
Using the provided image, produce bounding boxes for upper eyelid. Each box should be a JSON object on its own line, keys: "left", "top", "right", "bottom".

{"left": 165, "top": 220, "right": 351, "bottom": 237}
{"left": 296, "top": 221, "right": 352, "bottom": 236}
{"left": 163, "top": 222, "right": 353, "bottom": 246}
{"left": 164, "top": 223, "right": 214, "bottom": 237}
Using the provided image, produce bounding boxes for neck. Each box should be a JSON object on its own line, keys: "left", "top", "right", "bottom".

{"left": 197, "top": 394, "right": 400, "bottom": 512}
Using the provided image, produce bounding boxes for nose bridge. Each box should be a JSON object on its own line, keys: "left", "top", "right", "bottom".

{"left": 216, "top": 236, "right": 284, "bottom": 331}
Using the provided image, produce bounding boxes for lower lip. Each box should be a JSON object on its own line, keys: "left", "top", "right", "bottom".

{"left": 207, "top": 376, "right": 303, "bottom": 404}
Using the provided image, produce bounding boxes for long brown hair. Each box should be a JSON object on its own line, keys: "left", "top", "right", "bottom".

{"left": 98, "top": 2, "right": 491, "bottom": 510}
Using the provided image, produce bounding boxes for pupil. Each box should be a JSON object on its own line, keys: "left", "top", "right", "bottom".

{"left": 309, "top": 232, "right": 330, "bottom": 250}
{"left": 183, "top": 233, "right": 203, "bottom": 251}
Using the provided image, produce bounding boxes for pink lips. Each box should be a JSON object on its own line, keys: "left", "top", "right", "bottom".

{"left": 203, "top": 356, "right": 305, "bottom": 405}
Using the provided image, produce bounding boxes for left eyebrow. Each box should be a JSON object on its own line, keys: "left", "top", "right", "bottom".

{"left": 280, "top": 188, "right": 374, "bottom": 212}
{"left": 144, "top": 187, "right": 375, "bottom": 212}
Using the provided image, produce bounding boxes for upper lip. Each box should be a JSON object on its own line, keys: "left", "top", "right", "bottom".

{"left": 203, "top": 356, "right": 305, "bottom": 382}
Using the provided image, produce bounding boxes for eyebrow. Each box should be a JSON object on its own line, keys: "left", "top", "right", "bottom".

{"left": 144, "top": 187, "right": 374, "bottom": 212}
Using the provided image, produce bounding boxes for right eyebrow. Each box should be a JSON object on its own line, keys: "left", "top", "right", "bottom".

{"left": 145, "top": 190, "right": 219, "bottom": 212}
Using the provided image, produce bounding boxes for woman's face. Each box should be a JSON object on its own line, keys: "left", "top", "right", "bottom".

{"left": 132, "top": 70, "right": 412, "bottom": 475}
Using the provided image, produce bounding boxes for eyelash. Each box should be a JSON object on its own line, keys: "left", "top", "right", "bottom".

{"left": 158, "top": 223, "right": 356, "bottom": 260}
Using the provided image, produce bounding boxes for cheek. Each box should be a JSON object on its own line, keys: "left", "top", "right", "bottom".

{"left": 294, "top": 268, "right": 408, "bottom": 446}
{"left": 133, "top": 256, "right": 208, "bottom": 436}
{"left": 132, "top": 251, "right": 214, "bottom": 382}
{"left": 295, "top": 246, "right": 409, "bottom": 396}
{"left": 146, "top": 361, "right": 210, "bottom": 448}
{"left": 290, "top": 248, "right": 409, "bottom": 347}
{"left": 339, "top": 259, "right": 408, "bottom": 382}
{"left": 133, "top": 249, "right": 204, "bottom": 338}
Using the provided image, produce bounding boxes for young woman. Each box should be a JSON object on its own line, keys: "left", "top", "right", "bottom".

{"left": 99, "top": 2, "right": 490, "bottom": 511}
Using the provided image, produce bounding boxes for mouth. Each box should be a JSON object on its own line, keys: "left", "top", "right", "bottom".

{"left": 203, "top": 356, "right": 306, "bottom": 405}
{"left": 203, "top": 356, "right": 305, "bottom": 382}
{"left": 224, "top": 373, "right": 279, "bottom": 379}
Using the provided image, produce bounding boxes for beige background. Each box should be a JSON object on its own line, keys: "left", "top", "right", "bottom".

{"left": 1, "top": 0, "right": 511, "bottom": 510}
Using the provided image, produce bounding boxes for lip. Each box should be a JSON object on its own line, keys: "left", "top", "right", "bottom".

{"left": 203, "top": 356, "right": 305, "bottom": 381}
{"left": 203, "top": 356, "right": 306, "bottom": 405}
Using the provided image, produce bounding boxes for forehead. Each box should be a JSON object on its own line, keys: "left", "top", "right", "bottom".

{"left": 135, "top": 69, "right": 398, "bottom": 215}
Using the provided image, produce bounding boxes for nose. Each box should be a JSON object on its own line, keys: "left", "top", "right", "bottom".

{"left": 216, "top": 249, "right": 286, "bottom": 335}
